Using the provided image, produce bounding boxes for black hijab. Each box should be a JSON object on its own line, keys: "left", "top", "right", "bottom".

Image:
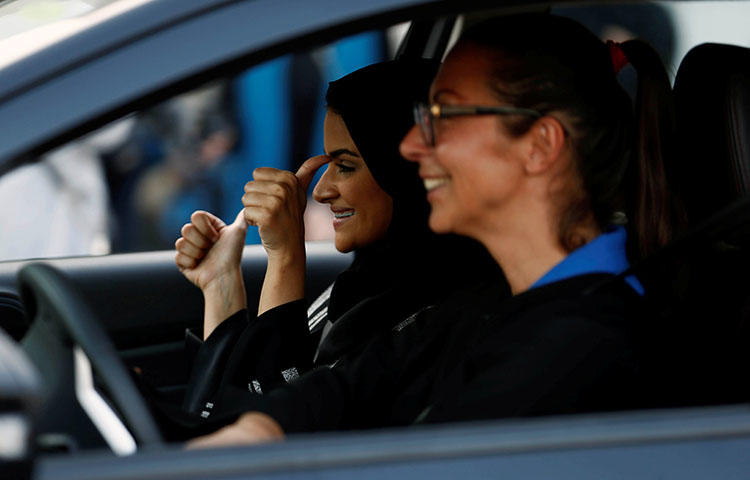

{"left": 325, "top": 58, "right": 437, "bottom": 242}
{"left": 321, "top": 59, "right": 434, "bottom": 321}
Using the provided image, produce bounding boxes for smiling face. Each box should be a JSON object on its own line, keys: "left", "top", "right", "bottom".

{"left": 312, "top": 110, "right": 393, "bottom": 253}
{"left": 399, "top": 42, "right": 529, "bottom": 241}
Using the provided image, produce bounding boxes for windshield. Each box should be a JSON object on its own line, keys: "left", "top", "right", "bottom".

{"left": 0, "top": 0, "right": 154, "bottom": 70}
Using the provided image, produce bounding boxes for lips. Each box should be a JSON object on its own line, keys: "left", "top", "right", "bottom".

{"left": 331, "top": 207, "right": 355, "bottom": 230}
{"left": 423, "top": 177, "right": 449, "bottom": 192}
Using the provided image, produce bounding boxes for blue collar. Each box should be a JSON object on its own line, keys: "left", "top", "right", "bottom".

{"left": 529, "top": 226, "right": 644, "bottom": 295}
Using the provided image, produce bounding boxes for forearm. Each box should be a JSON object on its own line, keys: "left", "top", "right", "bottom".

{"left": 202, "top": 269, "right": 247, "bottom": 340}
{"left": 257, "top": 247, "right": 306, "bottom": 316}
{"left": 186, "top": 412, "right": 284, "bottom": 449}
{"left": 185, "top": 368, "right": 344, "bottom": 449}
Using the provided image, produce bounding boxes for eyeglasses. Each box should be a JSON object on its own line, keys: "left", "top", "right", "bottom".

{"left": 413, "top": 102, "right": 542, "bottom": 146}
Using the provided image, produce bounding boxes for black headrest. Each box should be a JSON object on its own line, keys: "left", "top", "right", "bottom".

{"left": 673, "top": 43, "right": 750, "bottom": 225}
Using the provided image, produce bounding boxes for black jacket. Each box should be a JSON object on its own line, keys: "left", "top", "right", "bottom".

{"left": 182, "top": 236, "right": 503, "bottom": 416}
{"left": 198, "top": 273, "right": 648, "bottom": 433}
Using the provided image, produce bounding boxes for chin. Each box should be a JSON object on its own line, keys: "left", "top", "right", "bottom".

{"left": 333, "top": 236, "right": 355, "bottom": 253}
{"left": 428, "top": 212, "right": 454, "bottom": 234}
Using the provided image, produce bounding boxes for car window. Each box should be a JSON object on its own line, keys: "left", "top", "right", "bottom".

{"left": 0, "top": 25, "right": 408, "bottom": 261}
{"left": 2, "top": 0, "right": 749, "bottom": 262}
{"left": 552, "top": 1, "right": 750, "bottom": 81}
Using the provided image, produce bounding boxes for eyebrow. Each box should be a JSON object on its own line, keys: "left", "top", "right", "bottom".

{"left": 328, "top": 148, "right": 360, "bottom": 159}
{"left": 432, "top": 89, "right": 461, "bottom": 103}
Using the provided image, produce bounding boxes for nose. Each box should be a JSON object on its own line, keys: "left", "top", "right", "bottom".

{"left": 400, "top": 124, "right": 429, "bottom": 164}
{"left": 312, "top": 163, "right": 338, "bottom": 204}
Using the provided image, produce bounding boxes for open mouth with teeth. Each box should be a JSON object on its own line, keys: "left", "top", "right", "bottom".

{"left": 424, "top": 178, "right": 449, "bottom": 192}
{"left": 332, "top": 209, "right": 356, "bottom": 230}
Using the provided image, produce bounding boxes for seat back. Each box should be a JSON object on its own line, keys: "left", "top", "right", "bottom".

{"left": 647, "top": 43, "right": 750, "bottom": 406}
{"left": 673, "top": 43, "right": 750, "bottom": 225}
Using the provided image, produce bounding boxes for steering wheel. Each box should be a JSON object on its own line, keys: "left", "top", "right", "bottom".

{"left": 18, "top": 262, "right": 163, "bottom": 453}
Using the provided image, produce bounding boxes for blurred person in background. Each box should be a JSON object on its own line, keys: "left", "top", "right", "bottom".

{"left": 0, "top": 119, "right": 132, "bottom": 260}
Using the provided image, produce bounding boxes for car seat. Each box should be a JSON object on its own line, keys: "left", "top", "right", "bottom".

{"left": 644, "top": 42, "right": 750, "bottom": 407}
{"left": 672, "top": 43, "right": 750, "bottom": 226}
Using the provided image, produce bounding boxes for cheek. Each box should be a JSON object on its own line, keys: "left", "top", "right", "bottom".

{"left": 437, "top": 143, "right": 488, "bottom": 209}
{"left": 336, "top": 175, "right": 393, "bottom": 248}
{"left": 360, "top": 190, "right": 393, "bottom": 241}
{"left": 431, "top": 136, "right": 521, "bottom": 234}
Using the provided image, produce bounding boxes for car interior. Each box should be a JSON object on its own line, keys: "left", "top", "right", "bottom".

{"left": 0, "top": 0, "right": 749, "bottom": 476}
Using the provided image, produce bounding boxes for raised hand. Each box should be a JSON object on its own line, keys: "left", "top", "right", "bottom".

{"left": 242, "top": 155, "right": 330, "bottom": 316}
{"left": 175, "top": 210, "right": 249, "bottom": 338}
{"left": 175, "top": 210, "right": 248, "bottom": 291}
{"left": 242, "top": 155, "right": 329, "bottom": 259}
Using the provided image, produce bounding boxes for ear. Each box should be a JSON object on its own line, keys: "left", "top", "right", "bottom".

{"left": 522, "top": 116, "right": 567, "bottom": 175}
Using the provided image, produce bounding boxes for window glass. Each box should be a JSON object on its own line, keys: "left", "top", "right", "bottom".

{"left": 2, "top": 0, "right": 749, "bottom": 261}
{"left": 0, "top": 27, "right": 405, "bottom": 260}
{"left": 0, "top": 0, "right": 154, "bottom": 69}
{"left": 553, "top": 1, "right": 750, "bottom": 82}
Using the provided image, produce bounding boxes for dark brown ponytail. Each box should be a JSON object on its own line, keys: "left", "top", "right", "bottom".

{"left": 620, "top": 40, "right": 683, "bottom": 258}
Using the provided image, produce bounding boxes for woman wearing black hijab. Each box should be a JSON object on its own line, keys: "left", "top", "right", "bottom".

{"left": 175, "top": 59, "right": 502, "bottom": 417}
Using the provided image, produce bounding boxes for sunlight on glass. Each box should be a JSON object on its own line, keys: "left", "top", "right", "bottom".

{"left": 0, "top": 0, "right": 154, "bottom": 70}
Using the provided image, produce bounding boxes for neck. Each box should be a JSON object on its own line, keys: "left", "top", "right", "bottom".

{"left": 473, "top": 208, "right": 600, "bottom": 296}
{"left": 487, "top": 233, "right": 565, "bottom": 295}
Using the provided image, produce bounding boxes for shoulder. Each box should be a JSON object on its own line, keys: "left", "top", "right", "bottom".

{"left": 472, "top": 275, "right": 647, "bottom": 357}
{"left": 519, "top": 274, "right": 644, "bottom": 323}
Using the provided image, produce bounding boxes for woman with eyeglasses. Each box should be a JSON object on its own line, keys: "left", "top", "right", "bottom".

{"left": 172, "top": 59, "right": 501, "bottom": 421}
{"left": 187, "top": 13, "right": 677, "bottom": 445}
